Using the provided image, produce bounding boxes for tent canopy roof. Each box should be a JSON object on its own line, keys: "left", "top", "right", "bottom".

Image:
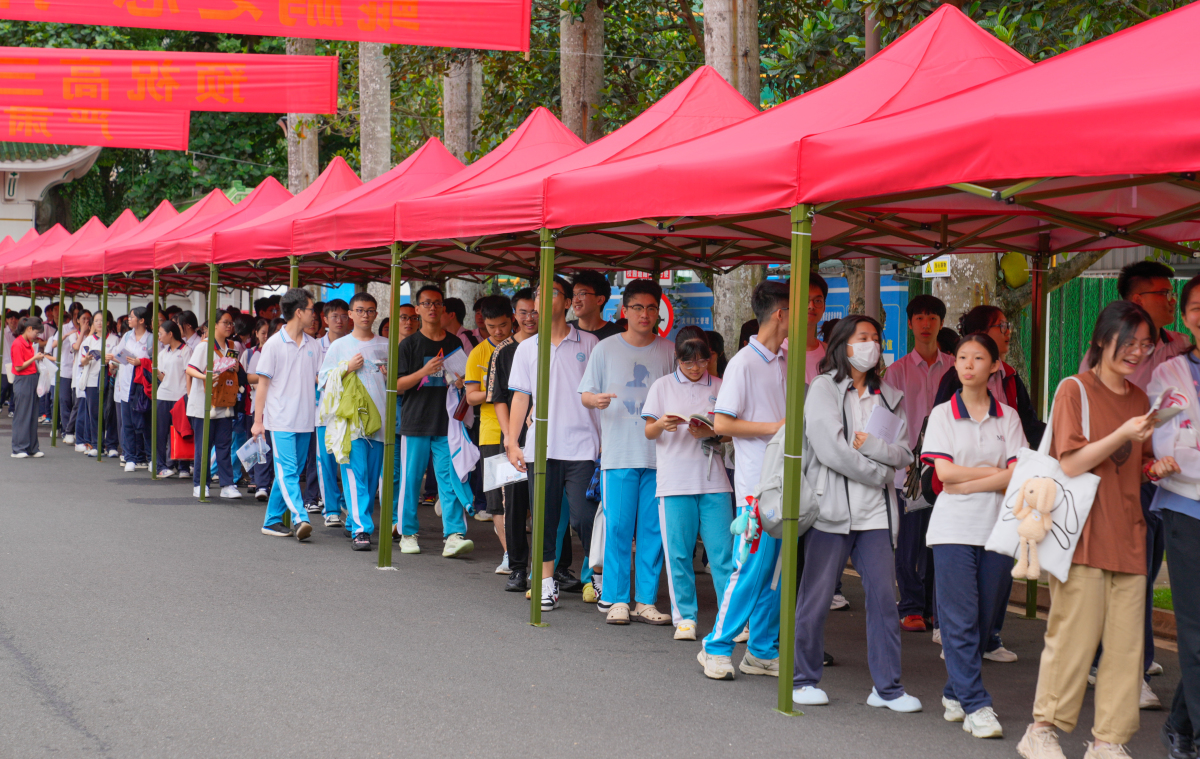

{"left": 103, "top": 190, "right": 233, "bottom": 275}
{"left": 155, "top": 177, "right": 293, "bottom": 269}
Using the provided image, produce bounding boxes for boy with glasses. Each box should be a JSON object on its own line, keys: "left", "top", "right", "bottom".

{"left": 579, "top": 279, "right": 675, "bottom": 625}
{"left": 570, "top": 270, "right": 622, "bottom": 340}
{"left": 318, "top": 293, "right": 389, "bottom": 551}
{"left": 395, "top": 285, "right": 476, "bottom": 558}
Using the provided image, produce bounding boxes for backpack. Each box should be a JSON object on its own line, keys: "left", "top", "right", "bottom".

{"left": 750, "top": 423, "right": 818, "bottom": 540}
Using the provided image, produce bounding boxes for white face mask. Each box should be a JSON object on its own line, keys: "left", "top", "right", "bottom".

{"left": 847, "top": 340, "right": 880, "bottom": 372}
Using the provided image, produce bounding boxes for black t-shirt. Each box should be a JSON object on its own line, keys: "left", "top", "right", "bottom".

{"left": 569, "top": 320, "right": 623, "bottom": 341}
{"left": 488, "top": 338, "right": 527, "bottom": 447}
{"left": 396, "top": 331, "right": 468, "bottom": 437}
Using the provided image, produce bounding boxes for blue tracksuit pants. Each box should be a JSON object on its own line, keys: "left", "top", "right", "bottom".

{"left": 659, "top": 492, "right": 735, "bottom": 626}
{"left": 264, "top": 431, "right": 311, "bottom": 528}
{"left": 341, "top": 437, "right": 384, "bottom": 538}
{"left": 315, "top": 425, "right": 345, "bottom": 517}
{"left": 702, "top": 530, "right": 782, "bottom": 660}
{"left": 397, "top": 435, "right": 470, "bottom": 538}
{"left": 601, "top": 468, "right": 662, "bottom": 606}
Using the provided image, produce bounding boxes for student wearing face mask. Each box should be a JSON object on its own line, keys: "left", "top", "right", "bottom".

{"left": 792, "top": 315, "right": 919, "bottom": 713}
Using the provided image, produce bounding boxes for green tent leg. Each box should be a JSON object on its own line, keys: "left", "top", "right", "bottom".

{"left": 378, "top": 242, "right": 415, "bottom": 569}
{"left": 151, "top": 271, "right": 160, "bottom": 478}
{"left": 51, "top": 278, "right": 65, "bottom": 447}
{"left": 289, "top": 255, "right": 299, "bottom": 289}
{"left": 97, "top": 277, "right": 109, "bottom": 463}
{"left": 776, "top": 204, "right": 813, "bottom": 715}
{"left": 199, "top": 265, "right": 218, "bottom": 502}
{"left": 529, "top": 228, "right": 555, "bottom": 627}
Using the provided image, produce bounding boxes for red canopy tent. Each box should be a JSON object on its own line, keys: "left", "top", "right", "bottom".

{"left": 0, "top": 236, "right": 15, "bottom": 258}
{"left": 4, "top": 215, "right": 108, "bottom": 285}
{"left": 62, "top": 201, "right": 178, "bottom": 280}
{"left": 28, "top": 210, "right": 142, "bottom": 284}
{"left": 100, "top": 190, "right": 233, "bottom": 278}
{"left": 155, "top": 177, "right": 293, "bottom": 271}
{"left": 0, "top": 228, "right": 46, "bottom": 275}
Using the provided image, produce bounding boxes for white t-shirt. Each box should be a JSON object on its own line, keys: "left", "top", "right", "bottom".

{"left": 318, "top": 333, "right": 389, "bottom": 442}
{"left": 641, "top": 369, "right": 731, "bottom": 497}
{"left": 714, "top": 335, "right": 787, "bottom": 501}
{"left": 576, "top": 333, "right": 675, "bottom": 470}
{"left": 508, "top": 325, "right": 600, "bottom": 462}
{"left": 883, "top": 348, "right": 955, "bottom": 487}
{"left": 186, "top": 339, "right": 239, "bottom": 419}
{"left": 845, "top": 385, "right": 888, "bottom": 531}
{"left": 156, "top": 343, "right": 190, "bottom": 403}
{"left": 81, "top": 334, "right": 118, "bottom": 388}
{"left": 920, "top": 392, "right": 1027, "bottom": 546}
{"left": 257, "top": 328, "right": 322, "bottom": 433}
{"left": 113, "top": 329, "right": 152, "bottom": 403}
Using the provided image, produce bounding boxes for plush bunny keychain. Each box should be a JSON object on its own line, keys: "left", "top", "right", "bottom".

{"left": 1011, "top": 477, "right": 1057, "bottom": 580}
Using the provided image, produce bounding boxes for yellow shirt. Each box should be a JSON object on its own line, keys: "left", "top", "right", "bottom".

{"left": 465, "top": 338, "right": 501, "bottom": 445}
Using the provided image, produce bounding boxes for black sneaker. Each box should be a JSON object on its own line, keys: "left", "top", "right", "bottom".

{"left": 351, "top": 532, "right": 371, "bottom": 551}
{"left": 261, "top": 522, "right": 293, "bottom": 537}
{"left": 505, "top": 569, "right": 529, "bottom": 592}
{"left": 555, "top": 568, "right": 583, "bottom": 593}
{"left": 294, "top": 521, "right": 313, "bottom": 542}
{"left": 1163, "top": 722, "right": 1199, "bottom": 759}
{"left": 305, "top": 501, "right": 321, "bottom": 514}
{"left": 823, "top": 651, "right": 836, "bottom": 667}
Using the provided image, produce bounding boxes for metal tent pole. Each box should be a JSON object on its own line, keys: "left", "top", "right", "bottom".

{"left": 289, "top": 255, "right": 299, "bottom": 289}
{"left": 776, "top": 204, "right": 813, "bottom": 715}
{"left": 150, "top": 270, "right": 160, "bottom": 478}
{"left": 529, "top": 228, "right": 555, "bottom": 627}
{"left": 378, "top": 242, "right": 414, "bottom": 569}
{"left": 1025, "top": 233, "right": 1051, "bottom": 619}
{"left": 198, "top": 264, "right": 218, "bottom": 502}
{"left": 97, "top": 276, "right": 109, "bottom": 462}
{"left": 50, "top": 277, "right": 65, "bottom": 447}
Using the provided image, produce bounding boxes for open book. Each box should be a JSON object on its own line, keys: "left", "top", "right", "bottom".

{"left": 663, "top": 410, "right": 716, "bottom": 433}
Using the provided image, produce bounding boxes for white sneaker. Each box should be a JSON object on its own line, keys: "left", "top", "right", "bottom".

{"left": 219, "top": 485, "right": 241, "bottom": 499}
{"left": 1017, "top": 723, "right": 1066, "bottom": 759}
{"left": 696, "top": 649, "right": 734, "bottom": 680}
{"left": 31, "top": 451, "right": 43, "bottom": 458}
{"left": 473, "top": 511, "right": 493, "bottom": 521}
{"left": 792, "top": 685, "right": 829, "bottom": 705}
{"left": 86, "top": 448, "right": 98, "bottom": 457}
{"left": 399, "top": 535, "right": 420, "bottom": 554}
{"left": 158, "top": 469, "right": 176, "bottom": 478}
{"left": 255, "top": 488, "right": 268, "bottom": 502}
{"left": 829, "top": 593, "right": 849, "bottom": 611}
{"left": 540, "top": 576, "right": 559, "bottom": 611}
{"left": 193, "top": 486, "right": 201, "bottom": 498}
{"left": 733, "top": 625, "right": 749, "bottom": 643}
{"left": 1140, "top": 680, "right": 1162, "bottom": 710}
{"left": 119, "top": 454, "right": 126, "bottom": 463}
{"left": 964, "top": 706, "right": 1003, "bottom": 738}
{"left": 74, "top": 444, "right": 86, "bottom": 453}
{"left": 63, "top": 435, "right": 74, "bottom": 444}
{"left": 931, "top": 628, "right": 942, "bottom": 645}
{"left": 124, "top": 461, "right": 136, "bottom": 472}
{"left": 942, "top": 697, "right": 965, "bottom": 721}
{"left": 1147, "top": 660, "right": 1164, "bottom": 676}
{"left": 324, "top": 513, "right": 344, "bottom": 528}
{"left": 106, "top": 449, "right": 118, "bottom": 458}
{"left": 443, "top": 533, "right": 474, "bottom": 557}
{"left": 10, "top": 452, "right": 27, "bottom": 459}
{"left": 674, "top": 620, "right": 697, "bottom": 641}
{"left": 984, "top": 646, "right": 1018, "bottom": 663}
{"left": 1084, "top": 741, "right": 1134, "bottom": 759}
{"left": 495, "top": 552, "right": 510, "bottom": 574}
{"left": 866, "top": 688, "right": 922, "bottom": 713}
{"left": 177, "top": 469, "right": 191, "bottom": 479}
{"left": 135, "top": 462, "right": 148, "bottom": 470}
{"left": 739, "top": 652, "right": 779, "bottom": 677}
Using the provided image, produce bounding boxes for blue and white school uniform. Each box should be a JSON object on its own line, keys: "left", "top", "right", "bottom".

{"left": 313, "top": 334, "right": 344, "bottom": 517}
{"left": 257, "top": 328, "right": 322, "bottom": 528}
{"left": 114, "top": 329, "right": 152, "bottom": 464}
{"left": 642, "top": 368, "right": 733, "bottom": 626}
{"left": 920, "top": 392, "right": 1025, "bottom": 715}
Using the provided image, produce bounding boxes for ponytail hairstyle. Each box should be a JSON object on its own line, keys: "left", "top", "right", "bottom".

{"left": 159, "top": 318, "right": 182, "bottom": 346}
{"left": 675, "top": 325, "right": 713, "bottom": 363}
{"left": 818, "top": 314, "right": 883, "bottom": 390}
{"left": 1085, "top": 300, "right": 1155, "bottom": 369}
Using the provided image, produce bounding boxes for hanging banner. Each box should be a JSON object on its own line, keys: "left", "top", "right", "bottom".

{"left": 0, "top": 106, "right": 190, "bottom": 150}
{"left": 0, "top": 48, "right": 338, "bottom": 114}
{"left": 0, "top": 0, "right": 532, "bottom": 52}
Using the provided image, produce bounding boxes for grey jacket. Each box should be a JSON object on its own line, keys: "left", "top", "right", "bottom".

{"left": 802, "top": 372, "right": 913, "bottom": 538}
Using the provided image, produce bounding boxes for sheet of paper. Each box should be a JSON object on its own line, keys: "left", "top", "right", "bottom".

{"left": 1149, "top": 385, "right": 1186, "bottom": 427}
{"left": 864, "top": 404, "right": 901, "bottom": 445}
{"left": 483, "top": 453, "right": 527, "bottom": 492}
{"left": 441, "top": 346, "right": 468, "bottom": 382}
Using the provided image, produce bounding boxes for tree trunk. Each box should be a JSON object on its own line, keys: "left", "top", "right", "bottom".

{"left": 704, "top": 0, "right": 760, "bottom": 355}
{"left": 286, "top": 38, "right": 320, "bottom": 195}
{"left": 360, "top": 41, "right": 393, "bottom": 326}
{"left": 446, "top": 280, "right": 489, "bottom": 331}
{"left": 443, "top": 53, "right": 482, "bottom": 161}
{"left": 560, "top": 1, "right": 605, "bottom": 142}
{"left": 933, "top": 254, "right": 997, "bottom": 336}
{"left": 845, "top": 260, "right": 866, "bottom": 315}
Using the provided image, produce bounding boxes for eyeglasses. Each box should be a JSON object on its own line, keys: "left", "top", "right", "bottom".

{"left": 626, "top": 304, "right": 659, "bottom": 315}
{"left": 991, "top": 321, "right": 1012, "bottom": 335}
{"left": 808, "top": 297, "right": 825, "bottom": 307}
{"left": 417, "top": 300, "right": 443, "bottom": 309}
{"left": 573, "top": 290, "right": 595, "bottom": 300}
{"left": 217, "top": 321, "right": 234, "bottom": 328}
{"left": 352, "top": 308, "right": 378, "bottom": 316}
{"left": 1119, "top": 340, "right": 1156, "bottom": 355}
{"left": 1139, "top": 288, "right": 1177, "bottom": 301}
{"left": 678, "top": 359, "right": 708, "bottom": 370}
{"left": 515, "top": 309, "right": 537, "bottom": 318}
{"left": 397, "top": 315, "right": 419, "bottom": 323}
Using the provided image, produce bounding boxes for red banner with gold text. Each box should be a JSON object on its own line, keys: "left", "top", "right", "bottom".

{"left": 0, "top": 0, "right": 531, "bottom": 52}
{"left": 0, "top": 48, "right": 337, "bottom": 114}
{"left": 0, "top": 106, "right": 189, "bottom": 150}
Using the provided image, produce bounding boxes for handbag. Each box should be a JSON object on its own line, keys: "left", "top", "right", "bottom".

{"left": 983, "top": 376, "right": 1100, "bottom": 583}
{"left": 170, "top": 426, "right": 195, "bottom": 460}
{"left": 211, "top": 369, "right": 238, "bottom": 408}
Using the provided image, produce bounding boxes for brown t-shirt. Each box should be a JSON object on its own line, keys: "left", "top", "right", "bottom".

{"left": 1049, "top": 371, "right": 1150, "bottom": 575}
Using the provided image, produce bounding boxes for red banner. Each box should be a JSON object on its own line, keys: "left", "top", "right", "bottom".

{"left": 0, "top": 0, "right": 532, "bottom": 52}
{"left": 0, "top": 48, "right": 337, "bottom": 114}
{"left": 0, "top": 106, "right": 189, "bottom": 149}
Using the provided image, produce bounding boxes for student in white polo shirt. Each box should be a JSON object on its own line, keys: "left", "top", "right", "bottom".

{"left": 252, "top": 288, "right": 322, "bottom": 542}
{"left": 579, "top": 278, "right": 675, "bottom": 626}
{"left": 882, "top": 294, "right": 953, "bottom": 634}
{"left": 310, "top": 298, "right": 349, "bottom": 523}
{"left": 642, "top": 326, "right": 733, "bottom": 641}
{"left": 920, "top": 333, "right": 1025, "bottom": 738}
{"left": 154, "top": 319, "right": 190, "bottom": 478}
{"left": 697, "top": 280, "right": 789, "bottom": 681}
{"left": 507, "top": 274, "right": 601, "bottom": 613}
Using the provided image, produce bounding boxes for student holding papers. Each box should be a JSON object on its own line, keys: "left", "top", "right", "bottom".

{"left": 111, "top": 307, "right": 153, "bottom": 473}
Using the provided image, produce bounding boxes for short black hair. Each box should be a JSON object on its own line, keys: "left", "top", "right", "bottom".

{"left": 480, "top": 294, "right": 513, "bottom": 322}
{"left": 473, "top": 296, "right": 487, "bottom": 312}
{"left": 163, "top": 305, "right": 181, "bottom": 317}
{"left": 738, "top": 319, "right": 759, "bottom": 349}
{"left": 675, "top": 325, "right": 712, "bottom": 363}
{"left": 254, "top": 297, "right": 271, "bottom": 314}
{"left": 704, "top": 330, "right": 725, "bottom": 357}
{"left": 324, "top": 298, "right": 349, "bottom": 313}
{"left": 907, "top": 294, "right": 947, "bottom": 321}
{"left": 572, "top": 270, "right": 611, "bottom": 305}
{"left": 280, "top": 287, "right": 313, "bottom": 321}
{"left": 268, "top": 294, "right": 281, "bottom": 305}
{"left": 348, "top": 291, "right": 377, "bottom": 310}
{"left": 176, "top": 310, "right": 198, "bottom": 330}
{"left": 623, "top": 279, "right": 662, "bottom": 307}
{"left": 1118, "top": 260, "right": 1174, "bottom": 300}
{"left": 443, "top": 297, "right": 466, "bottom": 324}
{"left": 414, "top": 284, "right": 443, "bottom": 304}
{"left": 936, "top": 327, "right": 959, "bottom": 355}
{"left": 751, "top": 280, "right": 789, "bottom": 324}
{"left": 511, "top": 287, "right": 535, "bottom": 309}
{"left": 810, "top": 272, "right": 828, "bottom": 299}
{"left": 129, "top": 306, "right": 149, "bottom": 325}
{"left": 1086, "top": 300, "right": 1155, "bottom": 368}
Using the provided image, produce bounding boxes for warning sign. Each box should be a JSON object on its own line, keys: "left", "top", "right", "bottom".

{"left": 922, "top": 256, "right": 951, "bottom": 279}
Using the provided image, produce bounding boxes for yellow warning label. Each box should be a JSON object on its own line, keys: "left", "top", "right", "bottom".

{"left": 922, "top": 257, "right": 951, "bottom": 278}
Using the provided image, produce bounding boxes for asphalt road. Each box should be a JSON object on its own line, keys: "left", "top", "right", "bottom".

{"left": 0, "top": 428, "right": 1179, "bottom": 758}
